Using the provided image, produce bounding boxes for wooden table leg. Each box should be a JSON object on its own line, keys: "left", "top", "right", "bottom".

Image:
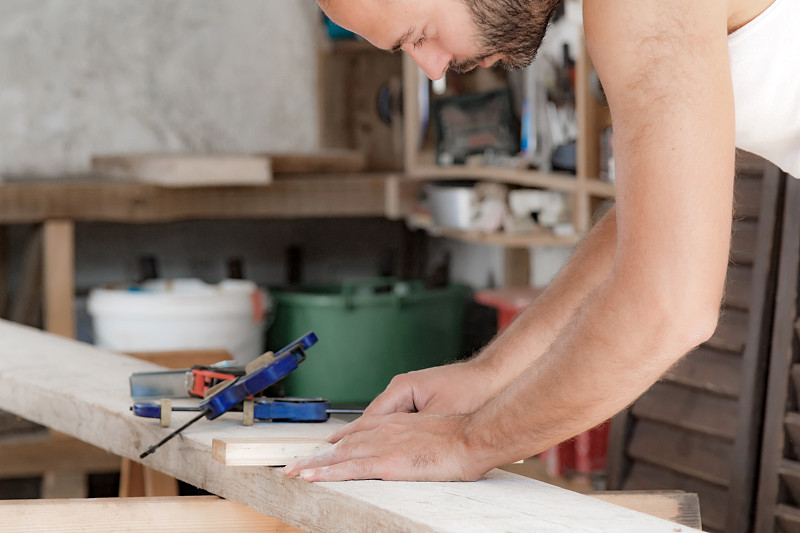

{"left": 42, "top": 219, "right": 75, "bottom": 338}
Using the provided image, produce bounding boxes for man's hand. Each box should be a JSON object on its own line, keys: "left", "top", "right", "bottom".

{"left": 283, "top": 412, "right": 487, "bottom": 481}
{"left": 364, "top": 361, "right": 492, "bottom": 416}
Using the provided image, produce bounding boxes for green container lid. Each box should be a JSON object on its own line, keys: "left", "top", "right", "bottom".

{"left": 268, "top": 278, "right": 470, "bottom": 405}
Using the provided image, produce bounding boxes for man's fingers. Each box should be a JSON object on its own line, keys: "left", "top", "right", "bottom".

{"left": 363, "top": 378, "right": 417, "bottom": 416}
{"left": 297, "top": 458, "right": 383, "bottom": 482}
{"left": 326, "top": 413, "right": 391, "bottom": 443}
{"left": 285, "top": 428, "right": 379, "bottom": 476}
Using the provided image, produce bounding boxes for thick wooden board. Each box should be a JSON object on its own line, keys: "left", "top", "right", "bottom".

{"left": 0, "top": 320, "right": 699, "bottom": 533}
{"left": 91, "top": 154, "right": 273, "bottom": 187}
{"left": 213, "top": 438, "right": 331, "bottom": 466}
{"left": 0, "top": 496, "right": 304, "bottom": 533}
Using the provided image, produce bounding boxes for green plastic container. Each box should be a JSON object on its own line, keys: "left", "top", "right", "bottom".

{"left": 268, "top": 278, "right": 470, "bottom": 405}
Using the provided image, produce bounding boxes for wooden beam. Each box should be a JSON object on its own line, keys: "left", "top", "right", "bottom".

{"left": 42, "top": 220, "right": 75, "bottom": 338}
{"left": 0, "top": 496, "right": 304, "bottom": 533}
{"left": 0, "top": 320, "right": 700, "bottom": 532}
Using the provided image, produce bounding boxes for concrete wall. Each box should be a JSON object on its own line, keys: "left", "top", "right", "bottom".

{"left": 0, "top": 0, "right": 320, "bottom": 176}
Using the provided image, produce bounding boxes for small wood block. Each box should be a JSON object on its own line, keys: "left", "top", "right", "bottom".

{"left": 159, "top": 399, "right": 171, "bottom": 428}
{"left": 242, "top": 400, "right": 254, "bottom": 427}
{"left": 213, "top": 438, "right": 331, "bottom": 466}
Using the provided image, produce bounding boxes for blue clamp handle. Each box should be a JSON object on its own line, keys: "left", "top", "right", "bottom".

{"left": 200, "top": 331, "right": 317, "bottom": 420}
{"left": 133, "top": 397, "right": 330, "bottom": 422}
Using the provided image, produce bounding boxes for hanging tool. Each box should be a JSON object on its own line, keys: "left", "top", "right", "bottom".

{"left": 138, "top": 331, "right": 317, "bottom": 459}
{"left": 133, "top": 397, "right": 362, "bottom": 423}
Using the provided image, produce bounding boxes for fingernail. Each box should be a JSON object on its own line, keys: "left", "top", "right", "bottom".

{"left": 300, "top": 469, "right": 313, "bottom": 481}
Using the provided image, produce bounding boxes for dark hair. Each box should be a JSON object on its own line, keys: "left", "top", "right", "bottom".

{"left": 465, "top": 0, "right": 562, "bottom": 69}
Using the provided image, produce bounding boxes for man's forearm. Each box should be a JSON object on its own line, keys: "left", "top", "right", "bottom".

{"left": 465, "top": 265, "right": 721, "bottom": 469}
{"left": 468, "top": 206, "right": 618, "bottom": 393}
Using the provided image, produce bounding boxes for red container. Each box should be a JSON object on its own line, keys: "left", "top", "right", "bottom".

{"left": 475, "top": 287, "right": 610, "bottom": 478}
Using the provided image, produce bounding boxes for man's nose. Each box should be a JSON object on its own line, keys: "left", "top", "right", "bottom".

{"left": 405, "top": 45, "right": 452, "bottom": 81}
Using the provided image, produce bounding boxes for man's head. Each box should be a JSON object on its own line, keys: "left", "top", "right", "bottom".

{"left": 319, "top": 0, "right": 561, "bottom": 80}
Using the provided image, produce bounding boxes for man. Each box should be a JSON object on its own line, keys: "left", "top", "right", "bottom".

{"left": 284, "top": 0, "right": 800, "bottom": 482}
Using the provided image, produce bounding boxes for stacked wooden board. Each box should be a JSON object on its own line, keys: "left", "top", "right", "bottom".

{"left": 607, "top": 156, "right": 784, "bottom": 532}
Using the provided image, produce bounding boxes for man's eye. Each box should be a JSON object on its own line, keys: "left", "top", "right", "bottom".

{"left": 412, "top": 34, "right": 426, "bottom": 49}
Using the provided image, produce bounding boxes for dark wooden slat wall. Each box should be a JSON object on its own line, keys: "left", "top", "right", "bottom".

{"left": 755, "top": 174, "right": 800, "bottom": 533}
{"left": 606, "top": 156, "right": 783, "bottom": 533}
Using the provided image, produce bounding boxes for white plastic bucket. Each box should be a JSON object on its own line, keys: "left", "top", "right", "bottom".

{"left": 87, "top": 278, "right": 272, "bottom": 363}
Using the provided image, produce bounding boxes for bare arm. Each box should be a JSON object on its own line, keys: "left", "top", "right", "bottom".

{"left": 364, "top": 207, "right": 618, "bottom": 415}
{"left": 286, "top": 0, "right": 735, "bottom": 481}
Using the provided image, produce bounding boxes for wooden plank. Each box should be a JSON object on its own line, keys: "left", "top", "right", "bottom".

{"left": 730, "top": 219, "right": 758, "bottom": 265}
{"left": 785, "top": 412, "right": 800, "bottom": 459}
{"left": 705, "top": 308, "right": 748, "bottom": 353}
{"left": 91, "top": 154, "right": 273, "bottom": 187}
{"left": 725, "top": 162, "right": 783, "bottom": 533}
{"left": 733, "top": 175, "right": 763, "bottom": 219}
{"left": 0, "top": 496, "right": 305, "bottom": 533}
{"left": 42, "top": 220, "right": 75, "bottom": 338}
{"left": 0, "top": 176, "right": 399, "bottom": 223}
{"left": 588, "top": 491, "right": 701, "bottom": 530}
{"left": 632, "top": 382, "right": 738, "bottom": 440}
{"left": 778, "top": 459, "right": 800, "bottom": 507}
{"left": 626, "top": 420, "right": 732, "bottom": 487}
{"left": 212, "top": 438, "right": 331, "bottom": 466}
{"left": 664, "top": 346, "right": 742, "bottom": 398}
{"left": 265, "top": 150, "right": 366, "bottom": 174}
{"left": 755, "top": 174, "right": 800, "bottom": 533}
{"left": 624, "top": 462, "right": 728, "bottom": 532}
{"left": 776, "top": 504, "right": 800, "bottom": 533}
{"left": 723, "top": 264, "right": 753, "bottom": 310}
{"left": 0, "top": 320, "right": 700, "bottom": 533}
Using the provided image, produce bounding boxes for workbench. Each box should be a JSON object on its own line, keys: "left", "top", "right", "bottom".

{"left": 0, "top": 319, "right": 700, "bottom": 532}
{"left": 0, "top": 173, "right": 415, "bottom": 338}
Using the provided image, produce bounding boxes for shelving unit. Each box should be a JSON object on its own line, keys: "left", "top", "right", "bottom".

{"left": 402, "top": 37, "right": 614, "bottom": 251}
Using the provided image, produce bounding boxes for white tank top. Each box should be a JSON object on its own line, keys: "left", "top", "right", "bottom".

{"left": 729, "top": 0, "right": 800, "bottom": 177}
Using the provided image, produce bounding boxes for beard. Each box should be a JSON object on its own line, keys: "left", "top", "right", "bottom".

{"left": 463, "top": 0, "right": 562, "bottom": 70}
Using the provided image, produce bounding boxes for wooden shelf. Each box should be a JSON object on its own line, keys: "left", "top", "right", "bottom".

{"left": 409, "top": 217, "right": 578, "bottom": 248}
{"left": 0, "top": 172, "right": 409, "bottom": 223}
{"left": 408, "top": 157, "right": 579, "bottom": 193}
{"left": 585, "top": 179, "right": 616, "bottom": 198}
